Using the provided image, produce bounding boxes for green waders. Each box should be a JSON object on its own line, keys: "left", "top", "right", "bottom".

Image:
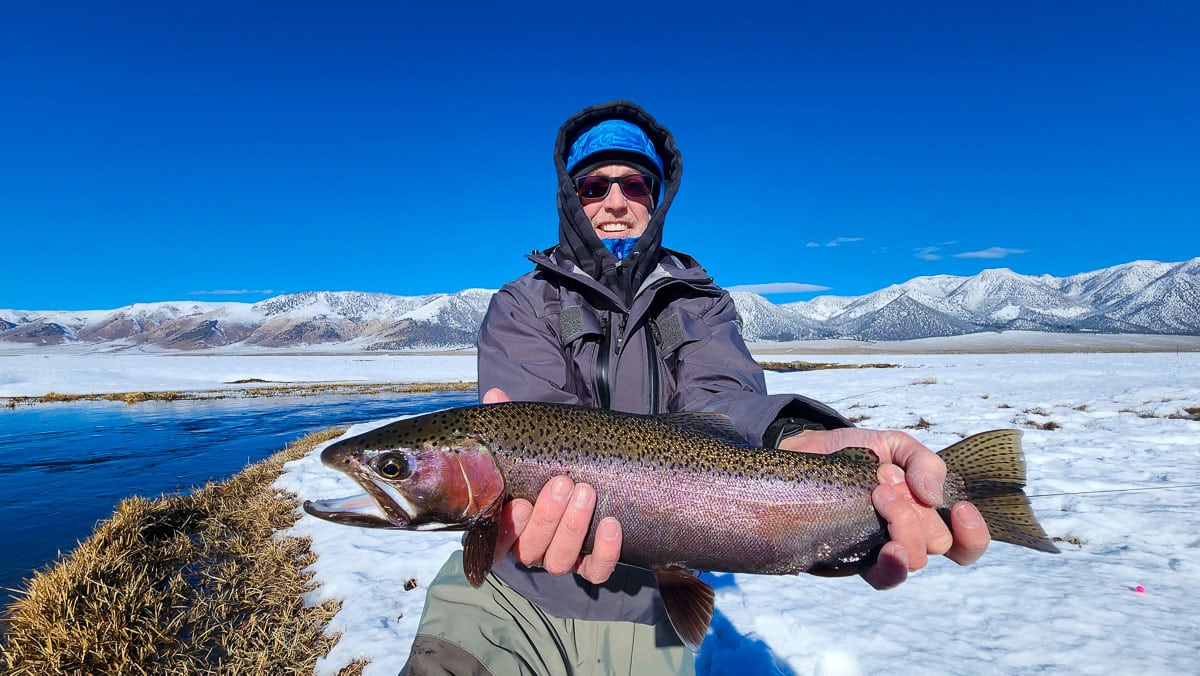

{"left": 401, "top": 551, "right": 695, "bottom": 676}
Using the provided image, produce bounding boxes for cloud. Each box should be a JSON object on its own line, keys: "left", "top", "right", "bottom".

{"left": 187, "top": 289, "right": 278, "bottom": 296}
{"left": 827, "top": 236, "right": 863, "bottom": 247}
{"left": 915, "top": 246, "right": 943, "bottom": 261}
{"left": 807, "top": 237, "right": 863, "bottom": 248}
{"left": 727, "top": 282, "right": 832, "bottom": 295}
{"left": 953, "top": 247, "right": 1029, "bottom": 259}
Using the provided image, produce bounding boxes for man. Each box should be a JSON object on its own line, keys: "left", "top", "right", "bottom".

{"left": 402, "top": 101, "right": 990, "bottom": 675}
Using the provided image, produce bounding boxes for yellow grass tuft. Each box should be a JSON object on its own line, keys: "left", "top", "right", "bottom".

{"left": 2, "top": 380, "right": 477, "bottom": 409}
{"left": 757, "top": 360, "right": 898, "bottom": 372}
{"left": 0, "top": 428, "right": 364, "bottom": 674}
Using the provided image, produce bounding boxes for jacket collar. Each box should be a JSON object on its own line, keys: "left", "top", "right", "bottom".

{"left": 527, "top": 247, "right": 718, "bottom": 313}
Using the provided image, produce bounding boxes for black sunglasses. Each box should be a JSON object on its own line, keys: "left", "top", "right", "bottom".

{"left": 573, "top": 174, "right": 657, "bottom": 201}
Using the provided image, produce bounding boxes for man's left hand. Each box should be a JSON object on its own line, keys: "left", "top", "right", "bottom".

{"left": 778, "top": 428, "right": 991, "bottom": 590}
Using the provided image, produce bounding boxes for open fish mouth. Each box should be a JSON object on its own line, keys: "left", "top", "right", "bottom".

{"left": 303, "top": 488, "right": 413, "bottom": 528}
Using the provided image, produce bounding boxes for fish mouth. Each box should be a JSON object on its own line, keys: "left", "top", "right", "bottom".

{"left": 306, "top": 439, "right": 420, "bottom": 528}
{"left": 303, "top": 466, "right": 419, "bottom": 529}
{"left": 302, "top": 491, "right": 412, "bottom": 529}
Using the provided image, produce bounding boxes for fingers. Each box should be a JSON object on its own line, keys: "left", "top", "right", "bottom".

{"left": 945, "top": 501, "right": 991, "bottom": 566}
{"left": 860, "top": 540, "right": 909, "bottom": 590}
{"left": 576, "top": 517, "right": 622, "bottom": 584}
{"left": 505, "top": 476, "right": 620, "bottom": 584}
{"left": 872, "top": 465, "right": 929, "bottom": 572}
{"left": 493, "top": 498, "right": 533, "bottom": 564}
{"left": 865, "top": 464, "right": 985, "bottom": 589}
{"left": 510, "top": 476, "right": 575, "bottom": 566}
{"left": 887, "top": 436, "right": 947, "bottom": 507}
{"left": 542, "top": 482, "right": 597, "bottom": 576}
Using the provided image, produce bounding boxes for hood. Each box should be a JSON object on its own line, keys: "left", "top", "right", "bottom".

{"left": 552, "top": 101, "right": 682, "bottom": 304}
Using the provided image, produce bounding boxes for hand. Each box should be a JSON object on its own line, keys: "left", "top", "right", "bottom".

{"left": 779, "top": 428, "right": 991, "bottom": 590}
{"left": 481, "top": 388, "right": 623, "bottom": 584}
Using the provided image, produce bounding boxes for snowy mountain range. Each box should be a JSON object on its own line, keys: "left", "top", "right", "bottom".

{"left": 2, "top": 259, "right": 1197, "bottom": 350}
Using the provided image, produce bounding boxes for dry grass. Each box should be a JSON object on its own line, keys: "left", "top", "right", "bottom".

{"left": 904, "top": 417, "right": 934, "bottom": 430}
{"left": 1118, "top": 404, "right": 1200, "bottom": 421}
{"left": 757, "top": 360, "right": 899, "bottom": 372}
{"left": 1025, "top": 420, "right": 1062, "bottom": 430}
{"left": 0, "top": 428, "right": 363, "bottom": 674}
{"left": 4, "top": 380, "right": 476, "bottom": 409}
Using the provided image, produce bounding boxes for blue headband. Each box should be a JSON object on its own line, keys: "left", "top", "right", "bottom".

{"left": 566, "top": 120, "right": 664, "bottom": 178}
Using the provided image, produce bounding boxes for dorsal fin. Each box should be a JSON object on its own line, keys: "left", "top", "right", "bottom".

{"left": 653, "top": 567, "right": 715, "bottom": 652}
{"left": 828, "top": 446, "right": 880, "bottom": 464}
{"left": 658, "top": 412, "right": 750, "bottom": 446}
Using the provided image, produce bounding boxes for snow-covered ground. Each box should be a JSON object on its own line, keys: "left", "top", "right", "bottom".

{"left": 0, "top": 351, "right": 477, "bottom": 397}
{"left": 4, "top": 349, "right": 1199, "bottom": 674}
{"left": 275, "top": 351, "right": 1200, "bottom": 675}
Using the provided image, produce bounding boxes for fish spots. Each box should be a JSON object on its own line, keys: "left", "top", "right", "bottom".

{"left": 341, "top": 402, "right": 883, "bottom": 498}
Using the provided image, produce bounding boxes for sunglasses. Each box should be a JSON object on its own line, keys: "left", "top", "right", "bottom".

{"left": 573, "top": 174, "right": 657, "bottom": 201}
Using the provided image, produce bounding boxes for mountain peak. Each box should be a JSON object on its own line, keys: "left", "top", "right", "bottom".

{"left": 2, "top": 259, "right": 1197, "bottom": 349}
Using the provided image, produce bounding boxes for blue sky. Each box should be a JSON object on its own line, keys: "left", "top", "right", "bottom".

{"left": 3, "top": 2, "right": 1197, "bottom": 310}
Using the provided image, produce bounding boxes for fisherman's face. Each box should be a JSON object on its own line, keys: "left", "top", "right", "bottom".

{"left": 578, "top": 164, "right": 654, "bottom": 240}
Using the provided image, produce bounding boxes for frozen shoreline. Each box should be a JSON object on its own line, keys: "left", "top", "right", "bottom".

{"left": 4, "top": 332, "right": 1199, "bottom": 400}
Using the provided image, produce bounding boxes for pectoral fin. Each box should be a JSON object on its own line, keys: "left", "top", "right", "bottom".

{"left": 462, "top": 518, "right": 499, "bottom": 587}
{"left": 654, "top": 566, "right": 715, "bottom": 653}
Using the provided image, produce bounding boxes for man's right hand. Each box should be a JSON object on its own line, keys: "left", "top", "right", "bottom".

{"left": 482, "top": 388, "right": 624, "bottom": 584}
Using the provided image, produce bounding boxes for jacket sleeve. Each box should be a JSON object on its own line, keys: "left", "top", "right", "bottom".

{"left": 476, "top": 285, "right": 583, "bottom": 405}
{"left": 670, "top": 291, "right": 852, "bottom": 445}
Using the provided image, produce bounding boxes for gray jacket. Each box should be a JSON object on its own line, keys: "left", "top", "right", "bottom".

{"left": 476, "top": 101, "right": 850, "bottom": 624}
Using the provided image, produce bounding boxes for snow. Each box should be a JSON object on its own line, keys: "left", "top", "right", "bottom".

{"left": 3, "top": 348, "right": 1199, "bottom": 674}
{"left": 0, "top": 352, "right": 477, "bottom": 397}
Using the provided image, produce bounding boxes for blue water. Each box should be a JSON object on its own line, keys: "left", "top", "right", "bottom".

{"left": 0, "top": 391, "right": 477, "bottom": 598}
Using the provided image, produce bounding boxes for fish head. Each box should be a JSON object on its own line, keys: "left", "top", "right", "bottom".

{"left": 303, "top": 421, "right": 506, "bottom": 531}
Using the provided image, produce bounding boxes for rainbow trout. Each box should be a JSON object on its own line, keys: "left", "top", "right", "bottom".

{"left": 303, "top": 401, "right": 1058, "bottom": 650}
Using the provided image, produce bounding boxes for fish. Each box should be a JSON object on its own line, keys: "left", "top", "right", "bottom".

{"left": 303, "top": 401, "right": 1059, "bottom": 651}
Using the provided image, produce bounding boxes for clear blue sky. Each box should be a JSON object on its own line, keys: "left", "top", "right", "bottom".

{"left": 3, "top": 2, "right": 1197, "bottom": 310}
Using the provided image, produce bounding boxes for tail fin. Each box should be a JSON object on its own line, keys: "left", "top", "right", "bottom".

{"left": 938, "top": 430, "right": 1060, "bottom": 554}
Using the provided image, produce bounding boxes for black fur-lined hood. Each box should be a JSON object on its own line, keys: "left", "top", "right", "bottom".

{"left": 551, "top": 101, "right": 683, "bottom": 302}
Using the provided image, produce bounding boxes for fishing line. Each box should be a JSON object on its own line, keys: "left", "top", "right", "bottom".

{"left": 1028, "top": 484, "right": 1200, "bottom": 498}
{"left": 827, "top": 385, "right": 910, "bottom": 404}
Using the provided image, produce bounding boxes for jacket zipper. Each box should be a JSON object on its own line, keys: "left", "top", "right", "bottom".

{"left": 645, "top": 320, "right": 660, "bottom": 414}
{"left": 595, "top": 313, "right": 612, "bottom": 409}
{"left": 593, "top": 275, "right": 717, "bottom": 414}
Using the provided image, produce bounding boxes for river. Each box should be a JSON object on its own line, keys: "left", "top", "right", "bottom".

{"left": 0, "top": 391, "right": 477, "bottom": 597}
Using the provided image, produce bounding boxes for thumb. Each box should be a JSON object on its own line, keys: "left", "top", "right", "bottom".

{"left": 482, "top": 388, "right": 511, "bottom": 404}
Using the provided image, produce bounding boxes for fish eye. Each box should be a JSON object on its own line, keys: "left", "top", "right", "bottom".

{"left": 377, "top": 454, "right": 411, "bottom": 480}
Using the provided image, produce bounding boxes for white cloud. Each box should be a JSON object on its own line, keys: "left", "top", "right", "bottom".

{"left": 953, "top": 247, "right": 1029, "bottom": 259}
{"left": 915, "top": 246, "right": 943, "bottom": 261}
{"left": 727, "top": 282, "right": 832, "bottom": 295}
{"left": 807, "top": 237, "right": 863, "bottom": 248}
{"left": 826, "top": 236, "right": 863, "bottom": 247}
